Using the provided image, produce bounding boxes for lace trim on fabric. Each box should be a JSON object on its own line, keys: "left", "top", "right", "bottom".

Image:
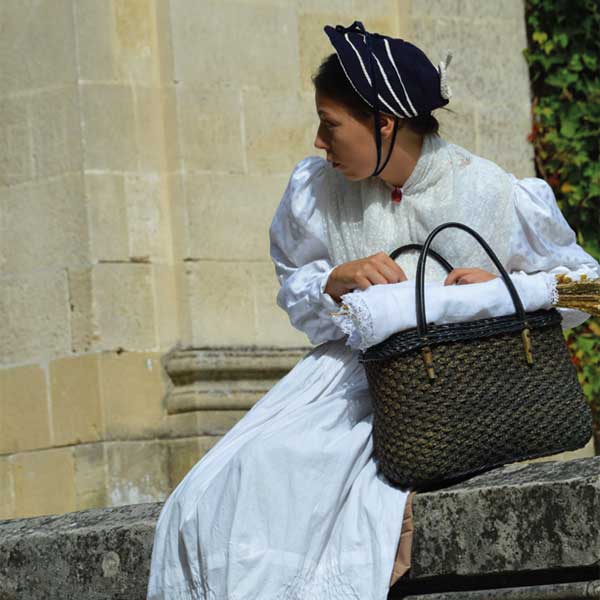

{"left": 330, "top": 294, "right": 374, "bottom": 352}
{"left": 322, "top": 133, "right": 515, "bottom": 274}
{"left": 548, "top": 274, "right": 560, "bottom": 305}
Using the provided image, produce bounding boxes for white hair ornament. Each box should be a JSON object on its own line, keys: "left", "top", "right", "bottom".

{"left": 438, "top": 51, "right": 453, "bottom": 100}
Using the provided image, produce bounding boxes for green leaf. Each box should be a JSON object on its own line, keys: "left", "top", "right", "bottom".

{"left": 555, "top": 32, "right": 569, "bottom": 47}
{"left": 560, "top": 119, "right": 578, "bottom": 137}
{"left": 583, "top": 54, "right": 597, "bottom": 70}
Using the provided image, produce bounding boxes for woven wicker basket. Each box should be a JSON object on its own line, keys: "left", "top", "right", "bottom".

{"left": 358, "top": 222, "right": 592, "bottom": 492}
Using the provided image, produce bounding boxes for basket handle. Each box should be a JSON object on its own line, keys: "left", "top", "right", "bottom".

{"left": 415, "top": 222, "right": 533, "bottom": 379}
{"left": 389, "top": 243, "right": 454, "bottom": 273}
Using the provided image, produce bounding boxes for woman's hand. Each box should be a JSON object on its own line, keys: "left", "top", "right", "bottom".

{"left": 325, "top": 251, "right": 408, "bottom": 303}
{"left": 443, "top": 267, "right": 499, "bottom": 286}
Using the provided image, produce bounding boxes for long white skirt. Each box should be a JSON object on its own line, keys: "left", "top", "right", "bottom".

{"left": 147, "top": 338, "right": 411, "bottom": 600}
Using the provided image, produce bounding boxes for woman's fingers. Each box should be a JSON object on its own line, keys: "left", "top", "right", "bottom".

{"left": 365, "top": 264, "right": 389, "bottom": 286}
{"left": 444, "top": 268, "right": 499, "bottom": 285}
{"left": 351, "top": 252, "right": 410, "bottom": 291}
{"left": 386, "top": 255, "right": 408, "bottom": 282}
{"left": 377, "top": 262, "right": 407, "bottom": 283}
{"left": 355, "top": 275, "right": 373, "bottom": 290}
{"left": 444, "top": 268, "right": 468, "bottom": 285}
{"left": 375, "top": 253, "right": 408, "bottom": 283}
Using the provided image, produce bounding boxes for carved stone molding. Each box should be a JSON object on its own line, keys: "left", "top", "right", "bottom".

{"left": 162, "top": 347, "right": 312, "bottom": 414}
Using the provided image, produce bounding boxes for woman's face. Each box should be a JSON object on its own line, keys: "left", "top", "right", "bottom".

{"left": 314, "top": 91, "right": 379, "bottom": 181}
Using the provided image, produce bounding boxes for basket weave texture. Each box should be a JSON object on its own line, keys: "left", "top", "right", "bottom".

{"left": 357, "top": 222, "right": 593, "bottom": 492}
{"left": 361, "top": 309, "right": 592, "bottom": 491}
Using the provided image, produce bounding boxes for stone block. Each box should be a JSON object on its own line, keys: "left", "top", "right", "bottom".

{"left": 87, "top": 173, "right": 130, "bottom": 262}
{"left": 112, "top": 0, "right": 158, "bottom": 84}
{"left": 185, "top": 172, "right": 287, "bottom": 260}
{"left": 170, "top": 260, "right": 194, "bottom": 350}
{"left": 187, "top": 257, "right": 315, "bottom": 346}
{"left": 73, "top": 443, "right": 108, "bottom": 511}
{"left": 166, "top": 436, "right": 220, "bottom": 490}
{"left": 153, "top": 262, "right": 181, "bottom": 350}
{"left": 0, "top": 270, "right": 71, "bottom": 364}
{"left": 0, "top": 0, "right": 77, "bottom": 94}
{"left": 411, "top": 16, "right": 530, "bottom": 106}
{"left": 29, "top": 85, "right": 83, "bottom": 178}
{"left": 436, "top": 100, "right": 477, "bottom": 153}
{"left": 176, "top": 82, "right": 245, "bottom": 173}
{"left": 171, "top": 0, "right": 299, "bottom": 91}
{"left": 105, "top": 440, "right": 169, "bottom": 506}
{"left": 93, "top": 263, "right": 157, "bottom": 350}
{"left": 410, "top": 0, "right": 462, "bottom": 17}
{"left": 0, "top": 364, "right": 51, "bottom": 454}
{"left": 410, "top": 0, "right": 525, "bottom": 21}
{"left": 67, "top": 267, "right": 101, "bottom": 354}
{"left": 81, "top": 83, "right": 138, "bottom": 171}
{"left": 0, "top": 172, "right": 90, "bottom": 273}
{"left": 0, "top": 502, "right": 161, "bottom": 600}
{"left": 0, "top": 94, "right": 33, "bottom": 187}
{"left": 408, "top": 457, "right": 600, "bottom": 579}
{"left": 159, "top": 411, "right": 247, "bottom": 439}
{"left": 186, "top": 260, "right": 256, "bottom": 346}
{"left": 132, "top": 85, "right": 167, "bottom": 173}
{"left": 73, "top": 0, "right": 117, "bottom": 81}
{"left": 0, "top": 456, "right": 15, "bottom": 520}
{"left": 159, "top": 85, "right": 180, "bottom": 174}
{"left": 12, "top": 447, "right": 77, "bottom": 518}
{"left": 476, "top": 101, "right": 535, "bottom": 179}
{"left": 124, "top": 173, "right": 165, "bottom": 262}
{"left": 164, "top": 173, "right": 190, "bottom": 262}
{"left": 458, "top": 0, "right": 525, "bottom": 21}
{"left": 244, "top": 89, "right": 317, "bottom": 175}
{"left": 154, "top": 0, "right": 176, "bottom": 84}
{"left": 49, "top": 354, "right": 103, "bottom": 446}
{"left": 3, "top": 458, "right": 600, "bottom": 598}
{"left": 100, "top": 351, "right": 165, "bottom": 440}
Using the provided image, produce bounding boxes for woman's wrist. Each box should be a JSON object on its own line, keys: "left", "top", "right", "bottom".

{"left": 324, "top": 269, "right": 343, "bottom": 304}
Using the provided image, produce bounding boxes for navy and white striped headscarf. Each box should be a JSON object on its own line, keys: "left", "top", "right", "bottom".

{"left": 324, "top": 21, "right": 452, "bottom": 176}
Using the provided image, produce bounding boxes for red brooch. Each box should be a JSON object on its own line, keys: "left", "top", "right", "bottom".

{"left": 391, "top": 186, "right": 403, "bottom": 204}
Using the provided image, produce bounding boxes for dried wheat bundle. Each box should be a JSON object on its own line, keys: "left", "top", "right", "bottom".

{"left": 554, "top": 273, "right": 600, "bottom": 317}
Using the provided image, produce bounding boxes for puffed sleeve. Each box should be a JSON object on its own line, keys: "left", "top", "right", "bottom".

{"left": 505, "top": 175, "right": 600, "bottom": 330}
{"left": 269, "top": 156, "right": 347, "bottom": 346}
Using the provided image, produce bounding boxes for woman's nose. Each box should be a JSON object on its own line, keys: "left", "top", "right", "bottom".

{"left": 314, "top": 131, "right": 328, "bottom": 151}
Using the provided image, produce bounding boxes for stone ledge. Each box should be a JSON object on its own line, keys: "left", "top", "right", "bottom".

{"left": 0, "top": 503, "right": 160, "bottom": 600}
{"left": 1, "top": 458, "right": 600, "bottom": 599}
{"left": 408, "top": 456, "right": 600, "bottom": 579}
{"left": 163, "top": 346, "right": 311, "bottom": 414}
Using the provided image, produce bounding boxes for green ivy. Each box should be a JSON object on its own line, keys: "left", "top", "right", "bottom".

{"left": 524, "top": 0, "right": 600, "bottom": 449}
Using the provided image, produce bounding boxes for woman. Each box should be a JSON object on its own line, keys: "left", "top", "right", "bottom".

{"left": 147, "top": 22, "right": 599, "bottom": 600}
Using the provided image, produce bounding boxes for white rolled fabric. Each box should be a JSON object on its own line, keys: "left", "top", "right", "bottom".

{"left": 329, "top": 271, "right": 559, "bottom": 352}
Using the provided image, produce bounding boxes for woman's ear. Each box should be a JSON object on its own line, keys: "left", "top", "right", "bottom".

{"left": 379, "top": 114, "right": 401, "bottom": 138}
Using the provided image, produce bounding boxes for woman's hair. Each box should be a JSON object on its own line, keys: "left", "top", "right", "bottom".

{"left": 312, "top": 52, "right": 442, "bottom": 136}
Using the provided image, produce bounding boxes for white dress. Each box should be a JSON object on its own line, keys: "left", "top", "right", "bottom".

{"left": 147, "top": 149, "right": 599, "bottom": 600}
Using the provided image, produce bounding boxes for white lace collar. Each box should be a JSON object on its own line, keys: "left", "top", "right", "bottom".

{"left": 324, "top": 134, "right": 516, "bottom": 281}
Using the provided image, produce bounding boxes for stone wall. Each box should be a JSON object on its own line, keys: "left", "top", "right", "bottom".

{"left": 2, "top": 458, "right": 599, "bottom": 599}
{"left": 1, "top": 0, "right": 591, "bottom": 521}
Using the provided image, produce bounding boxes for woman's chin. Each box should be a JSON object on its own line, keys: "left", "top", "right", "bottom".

{"left": 343, "top": 171, "right": 369, "bottom": 182}
{"left": 333, "top": 165, "right": 368, "bottom": 182}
